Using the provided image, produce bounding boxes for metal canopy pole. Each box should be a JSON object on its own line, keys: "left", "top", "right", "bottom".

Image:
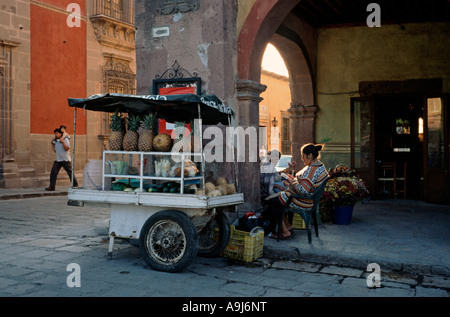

{"left": 197, "top": 103, "right": 205, "bottom": 192}
{"left": 71, "top": 107, "right": 77, "bottom": 188}
{"left": 228, "top": 114, "right": 238, "bottom": 192}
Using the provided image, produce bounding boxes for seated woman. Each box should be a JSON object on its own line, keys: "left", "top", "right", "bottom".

{"left": 262, "top": 143, "right": 328, "bottom": 239}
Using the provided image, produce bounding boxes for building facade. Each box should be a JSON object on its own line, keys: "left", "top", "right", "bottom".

{"left": 0, "top": 0, "right": 136, "bottom": 188}
{"left": 1, "top": 1, "right": 449, "bottom": 209}
{"left": 259, "top": 69, "right": 292, "bottom": 155}
{"left": 135, "top": 0, "right": 449, "bottom": 208}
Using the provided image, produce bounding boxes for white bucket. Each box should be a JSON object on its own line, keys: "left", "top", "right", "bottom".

{"left": 83, "top": 160, "right": 111, "bottom": 190}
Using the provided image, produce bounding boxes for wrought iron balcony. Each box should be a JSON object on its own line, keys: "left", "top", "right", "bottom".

{"left": 90, "top": 0, "right": 136, "bottom": 51}
{"left": 92, "top": 0, "right": 134, "bottom": 25}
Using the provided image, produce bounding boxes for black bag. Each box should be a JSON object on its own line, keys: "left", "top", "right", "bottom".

{"left": 237, "top": 212, "right": 260, "bottom": 232}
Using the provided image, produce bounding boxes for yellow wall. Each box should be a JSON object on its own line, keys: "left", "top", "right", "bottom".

{"left": 237, "top": 0, "right": 256, "bottom": 35}
{"left": 316, "top": 22, "right": 450, "bottom": 165}
{"left": 260, "top": 69, "right": 291, "bottom": 152}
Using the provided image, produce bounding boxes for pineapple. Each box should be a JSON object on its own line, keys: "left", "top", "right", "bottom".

{"left": 171, "top": 121, "right": 191, "bottom": 152}
{"left": 123, "top": 113, "right": 141, "bottom": 151}
{"left": 139, "top": 112, "right": 156, "bottom": 151}
{"left": 108, "top": 109, "right": 124, "bottom": 151}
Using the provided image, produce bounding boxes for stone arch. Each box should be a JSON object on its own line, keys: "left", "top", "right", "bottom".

{"left": 237, "top": 0, "right": 299, "bottom": 82}
{"left": 236, "top": 0, "right": 318, "bottom": 211}
{"left": 270, "top": 31, "right": 315, "bottom": 107}
{"left": 237, "top": 0, "right": 316, "bottom": 115}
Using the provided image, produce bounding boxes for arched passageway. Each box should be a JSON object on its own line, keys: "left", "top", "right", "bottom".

{"left": 237, "top": 0, "right": 318, "bottom": 210}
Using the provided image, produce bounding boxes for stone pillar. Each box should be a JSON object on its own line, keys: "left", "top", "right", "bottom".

{"left": 289, "top": 104, "right": 318, "bottom": 171}
{"left": 0, "top": 40, "right": 21, "bottom": 188}
{"left": 236, "top": 80, "right": 266, "bottom": 212}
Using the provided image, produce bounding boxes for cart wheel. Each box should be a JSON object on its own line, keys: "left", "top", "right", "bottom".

{"left": 197, "top": 210, "right": 230, "bottom": 258}
{"left": 139, "top": 210, "right": 198, "bottom": 273}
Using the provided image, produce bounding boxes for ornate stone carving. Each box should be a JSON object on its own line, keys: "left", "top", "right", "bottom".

{"left": 90, "top": 16, "right": 136, "bottom": 52}
{"left": 156, "top": 0, "right": 200, "bottom": 15}
{"left": 102, "top": 54, "right": 136, "bottom": 86}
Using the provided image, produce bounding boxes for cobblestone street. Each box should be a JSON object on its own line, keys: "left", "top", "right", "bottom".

{"left": 0, "top": 196, "right": 448, "bottom": 300}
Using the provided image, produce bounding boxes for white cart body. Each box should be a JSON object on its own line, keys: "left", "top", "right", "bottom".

{"left": 67, "top": 93, "right": 242, "bottom": 272}
{"left": 68, "top": 188, "right": 244, "bottom": 255}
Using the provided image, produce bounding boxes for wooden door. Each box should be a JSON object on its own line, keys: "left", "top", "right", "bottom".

{"left": 351, "top": 97, "right": 376, "bottom": 195}
{"left": 423, "top": 95, "right": 450, "bottom": 203}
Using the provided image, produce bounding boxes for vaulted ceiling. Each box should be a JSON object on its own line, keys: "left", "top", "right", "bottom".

{"left": 292, "top": 0, "right": 450, "bottom": 28}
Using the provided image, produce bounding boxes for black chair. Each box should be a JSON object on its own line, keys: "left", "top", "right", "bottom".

{"left": 277, "top": 178, "right": 329, "bottom": 243}
{"left": 377, "top": 161, "right": 407, "bottom": 199}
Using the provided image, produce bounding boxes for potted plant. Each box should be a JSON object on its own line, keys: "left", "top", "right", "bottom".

{"left": 395, "top": 118, "right": 410, "bottom": 134}
{"left": 320, "top": 165, "right": 370, "bottom": 225}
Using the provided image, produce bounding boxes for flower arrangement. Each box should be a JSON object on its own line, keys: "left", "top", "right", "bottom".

{"left": 319, "top": 165, "right": 370, "bottom": 222}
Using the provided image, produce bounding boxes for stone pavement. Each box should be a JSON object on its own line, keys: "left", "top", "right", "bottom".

{"left": 264, "top": 199, "right": 450, "bottom": 277}
{"left": 0, "top": 187, "right": 449, "bottom": 298}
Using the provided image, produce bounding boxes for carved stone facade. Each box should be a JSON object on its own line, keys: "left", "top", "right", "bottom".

{"left": 0, "top": 40, "right": 19, "bottom": 163}
{"left": 155, "top": 0, "right": 200, "bottom": 15}
{"left": 0, "top": 0, "right": 137, "bottom": 188}
{"left": 102, "top": 53, "right": 136, "bottom": 94}
{"left": 90, "top": 16, "right": 136, "bottom": 52}
{"left": 0, "top": 40, "right": 23, "bottom": 188}
{"left": 88, "top": 0, "right": 137, "bottom": 154}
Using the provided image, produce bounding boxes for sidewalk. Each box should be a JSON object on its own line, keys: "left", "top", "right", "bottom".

{"left": 263, "top": 199, "right": 450, "bottom": 277}
{"left": 0, "top": 186, "right": 69, "bottom": 200}
{"left": 1, "top": 187, "right": 449, "bottom": 278}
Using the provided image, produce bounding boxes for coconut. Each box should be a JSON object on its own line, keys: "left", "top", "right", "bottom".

{"left": 215, "top": 185, "right": 228, "bottom": 196}
{"left": 205, "top": 182, "right": 216, "bottom": 194}
{"left": 214, "top": 177, "right": 227, "bottom": 186}
{"left": 153, "top": 133, "right": 173, "bottom": 152}
{"left": 226, "top": 183, "right": 236, "bottom": 195}
{"left": 207, "top": 189, "right": 222, "bottom": 197}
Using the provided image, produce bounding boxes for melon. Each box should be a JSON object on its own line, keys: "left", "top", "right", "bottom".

{"left": 153, "top": 133, "right": 173, "bottom": 152}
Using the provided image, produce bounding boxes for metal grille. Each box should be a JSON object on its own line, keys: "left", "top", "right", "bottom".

{"left": 94, "top": 0, "right": 134, "bottom": 24}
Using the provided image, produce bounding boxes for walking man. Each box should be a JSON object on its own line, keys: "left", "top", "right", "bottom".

{"left": 45, "top": 128, "right": 78, "bottom": 191}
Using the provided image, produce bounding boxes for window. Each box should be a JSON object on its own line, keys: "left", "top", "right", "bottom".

{"left": 100, "top": 56, "right": 136, "bottom": 134}
{"left": 94, "top": 0, "right": 134, "bottom": 24}
{"left": 281, "top": 116, "right": 291, "bottom": 154}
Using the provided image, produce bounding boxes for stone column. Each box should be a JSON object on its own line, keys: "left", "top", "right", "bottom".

{"left": 0, "top": 40, "right": 22, "bottom": 188}
{"left": 236, "top": 80, "right": 266, "bottom": 212}
{"left": 289, "top": 104, "right": 318, "bottom": 171}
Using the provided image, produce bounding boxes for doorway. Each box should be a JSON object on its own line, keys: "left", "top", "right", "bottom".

{"left": 352, "top": 93, "right": 449, "bottom": 204}
{"left": 374, "top": 95, "right": 424, "bottom": 200}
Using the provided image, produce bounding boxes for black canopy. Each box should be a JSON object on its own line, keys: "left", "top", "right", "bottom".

{"left": 68, "top": 93, "right": 234, "bottom": 125}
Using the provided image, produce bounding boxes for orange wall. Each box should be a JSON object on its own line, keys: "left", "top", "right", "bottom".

{"left": 30, "top": 1, "right": 86, "bottom": 135}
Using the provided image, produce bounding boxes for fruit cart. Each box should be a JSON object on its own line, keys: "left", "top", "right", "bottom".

{"left": 66, "top": 93, "right": 244, "bottom": 273}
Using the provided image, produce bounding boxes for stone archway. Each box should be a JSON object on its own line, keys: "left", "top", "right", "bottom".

{"left": 237, "top": 0, "right": 318, "bottom": 210}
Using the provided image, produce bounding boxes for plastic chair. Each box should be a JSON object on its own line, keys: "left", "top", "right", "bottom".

{"left": 277, "top": 177, "right": 329, "bottom": 243}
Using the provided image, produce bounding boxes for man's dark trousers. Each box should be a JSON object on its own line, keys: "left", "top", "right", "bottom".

{"left": 50, "top": 160, "right": 78, "bottom": 188}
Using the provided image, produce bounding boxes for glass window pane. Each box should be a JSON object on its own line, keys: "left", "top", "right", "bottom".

{"left": 354, "top": 100, "right": 371, "bottom": 169}
{"left": 427, "top": 98, "right": 444, "bottom": 168}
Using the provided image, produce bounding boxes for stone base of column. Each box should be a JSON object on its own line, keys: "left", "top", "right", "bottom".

{"left": 0, "top": 162, "right": 40, "bottom": 188}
